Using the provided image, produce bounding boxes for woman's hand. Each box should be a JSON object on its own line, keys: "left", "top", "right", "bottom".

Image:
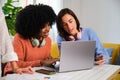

{"left": 13, "top": 66, "right": 34, "bottom": 74}
{"left": 40, "top": 57, "right": 60, "bottom": 66}
{"left": 95, "top": 54, "right": 106, "bottom": 65}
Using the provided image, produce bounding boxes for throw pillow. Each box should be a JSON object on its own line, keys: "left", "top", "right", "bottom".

{"left": 105, "top": 48, "right": 114, "bottom": 63}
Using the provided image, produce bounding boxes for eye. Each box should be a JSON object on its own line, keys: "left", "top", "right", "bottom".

{"left": 48, "top": 23, "right": 50, "bottom": 26}
{"left": 69, "top": 19, "right": 72, "bottom": 23}
{"left": 63, "top": 23, "right": 67, "bottom": 27}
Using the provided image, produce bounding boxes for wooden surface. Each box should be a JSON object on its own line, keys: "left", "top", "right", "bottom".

{"left": 107, "top": 68, "right": 120, "bottom": 80}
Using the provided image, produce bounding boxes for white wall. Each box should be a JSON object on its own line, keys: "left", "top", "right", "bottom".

{"left": 63, "top": 0, "right": 120, "bottom": 43}
{"left": 63, "top": 0, "right": 81, "bottom": 21}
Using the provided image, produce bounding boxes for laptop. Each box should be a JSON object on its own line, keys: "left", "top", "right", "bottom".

{"left": 42, "top": 40, "right": 96, "bottom": 73}
{"left": 56, "top": 40, "right": 96, "bottom": 72}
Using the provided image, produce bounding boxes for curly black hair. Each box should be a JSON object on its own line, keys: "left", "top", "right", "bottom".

{"left": 15, "top": 4, "right": 56, "bottom": 39}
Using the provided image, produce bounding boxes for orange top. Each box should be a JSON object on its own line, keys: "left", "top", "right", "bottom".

{"left": 13, "top": 33, "right": 52, "bottom": 67}
{"left": 4, "top": 33, "right": 52, "bottom": 75}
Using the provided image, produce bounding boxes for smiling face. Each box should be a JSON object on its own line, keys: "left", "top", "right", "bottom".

{"left": 40, "top": 22, "right": 51, "bottom": 38}
{"left": 62, "top": 14, "right": 78, "bottom": 35}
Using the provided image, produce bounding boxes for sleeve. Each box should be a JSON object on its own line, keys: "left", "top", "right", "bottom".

{"left": 0, "top": 8, "right": 18, "bottom": 63}
{"left": 12, "top": 36, "right": 41, "bottom": 67}
{"left": 88, "top": 28, "right": 110, "bottom": 63}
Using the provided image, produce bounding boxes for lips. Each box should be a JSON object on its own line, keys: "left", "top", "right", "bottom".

{"left": 69, "top": 28, "right": 74, "bottom": 33}
{"left": 43, "top": 32, "right": 49, "bottom": 36}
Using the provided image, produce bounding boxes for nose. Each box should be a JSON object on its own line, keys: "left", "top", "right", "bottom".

{"left": 67, "top": 23, "right": 72, "bottom": 30}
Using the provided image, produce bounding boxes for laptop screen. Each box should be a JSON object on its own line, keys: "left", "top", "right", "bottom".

{"left": 59, "top": 40, "right": 96, "bottom": 72}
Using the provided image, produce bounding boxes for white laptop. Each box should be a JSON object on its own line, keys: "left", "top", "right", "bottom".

{"left": 56, "top": 40, "right": 96, "bottom": 72}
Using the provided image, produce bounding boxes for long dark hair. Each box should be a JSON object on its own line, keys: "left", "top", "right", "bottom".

{"left": 56, "top": 8, "right": 81, "bottom": 40}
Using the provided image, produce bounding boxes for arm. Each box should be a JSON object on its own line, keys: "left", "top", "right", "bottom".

{"left": 0, "top": 8, "right": 34, "bottom": 75}
{"left": 11, "top": 61, "right": 34, "bottom": 74}
{"left": 0, "top": 8, "right": 18, "bottom": 63}
{"left": 88, "top": 28, "right": 110, "bottom": 64}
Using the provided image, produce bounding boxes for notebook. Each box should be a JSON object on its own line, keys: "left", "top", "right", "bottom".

{"left": 56, "top": 40, "right": 96, "bottom": 72}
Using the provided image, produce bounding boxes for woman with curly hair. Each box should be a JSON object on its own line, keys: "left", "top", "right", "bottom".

{"left": 4, "top": 4, "right": 59, "bottom": 75}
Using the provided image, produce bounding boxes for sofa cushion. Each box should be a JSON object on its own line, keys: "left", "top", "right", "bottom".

{"left": 105, "top": 48, "right": 114, "bottom": 64}
{"left": 105, "top": 48, "right": 114, "bottom": 57}
{"left": 103, "top": 43, "right": 120, "bottom": 64}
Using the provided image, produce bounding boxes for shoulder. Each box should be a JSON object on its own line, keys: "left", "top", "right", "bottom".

{"left": 57, "top": 34, "right": 65, "bottom": 42}
{"left": 13, "top": 33, "right": 28, "bottom": 44}
{"left": 81, "top": 27, "right": 96, "bottom": 34}
{"left": 45, "top": 37, "right": 51, "bottom": 43}
{"left": 57, "top": 34, "right": 64, "bottom": 40}
{"left": 14, "top": 33, "right": 24, "bottom": 40}
{"left": 82, "top": 27, "right": 94, "bottom": 31}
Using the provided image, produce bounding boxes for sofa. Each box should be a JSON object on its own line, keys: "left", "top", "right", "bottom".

{"left": 51, "top": 42, "right": 120, "bottom": 65}
{"left": 103, "top": 43, "right": 120, "bottom": 80}
{"left": 103, "top": 43, "right": 120, "bottom": 65}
